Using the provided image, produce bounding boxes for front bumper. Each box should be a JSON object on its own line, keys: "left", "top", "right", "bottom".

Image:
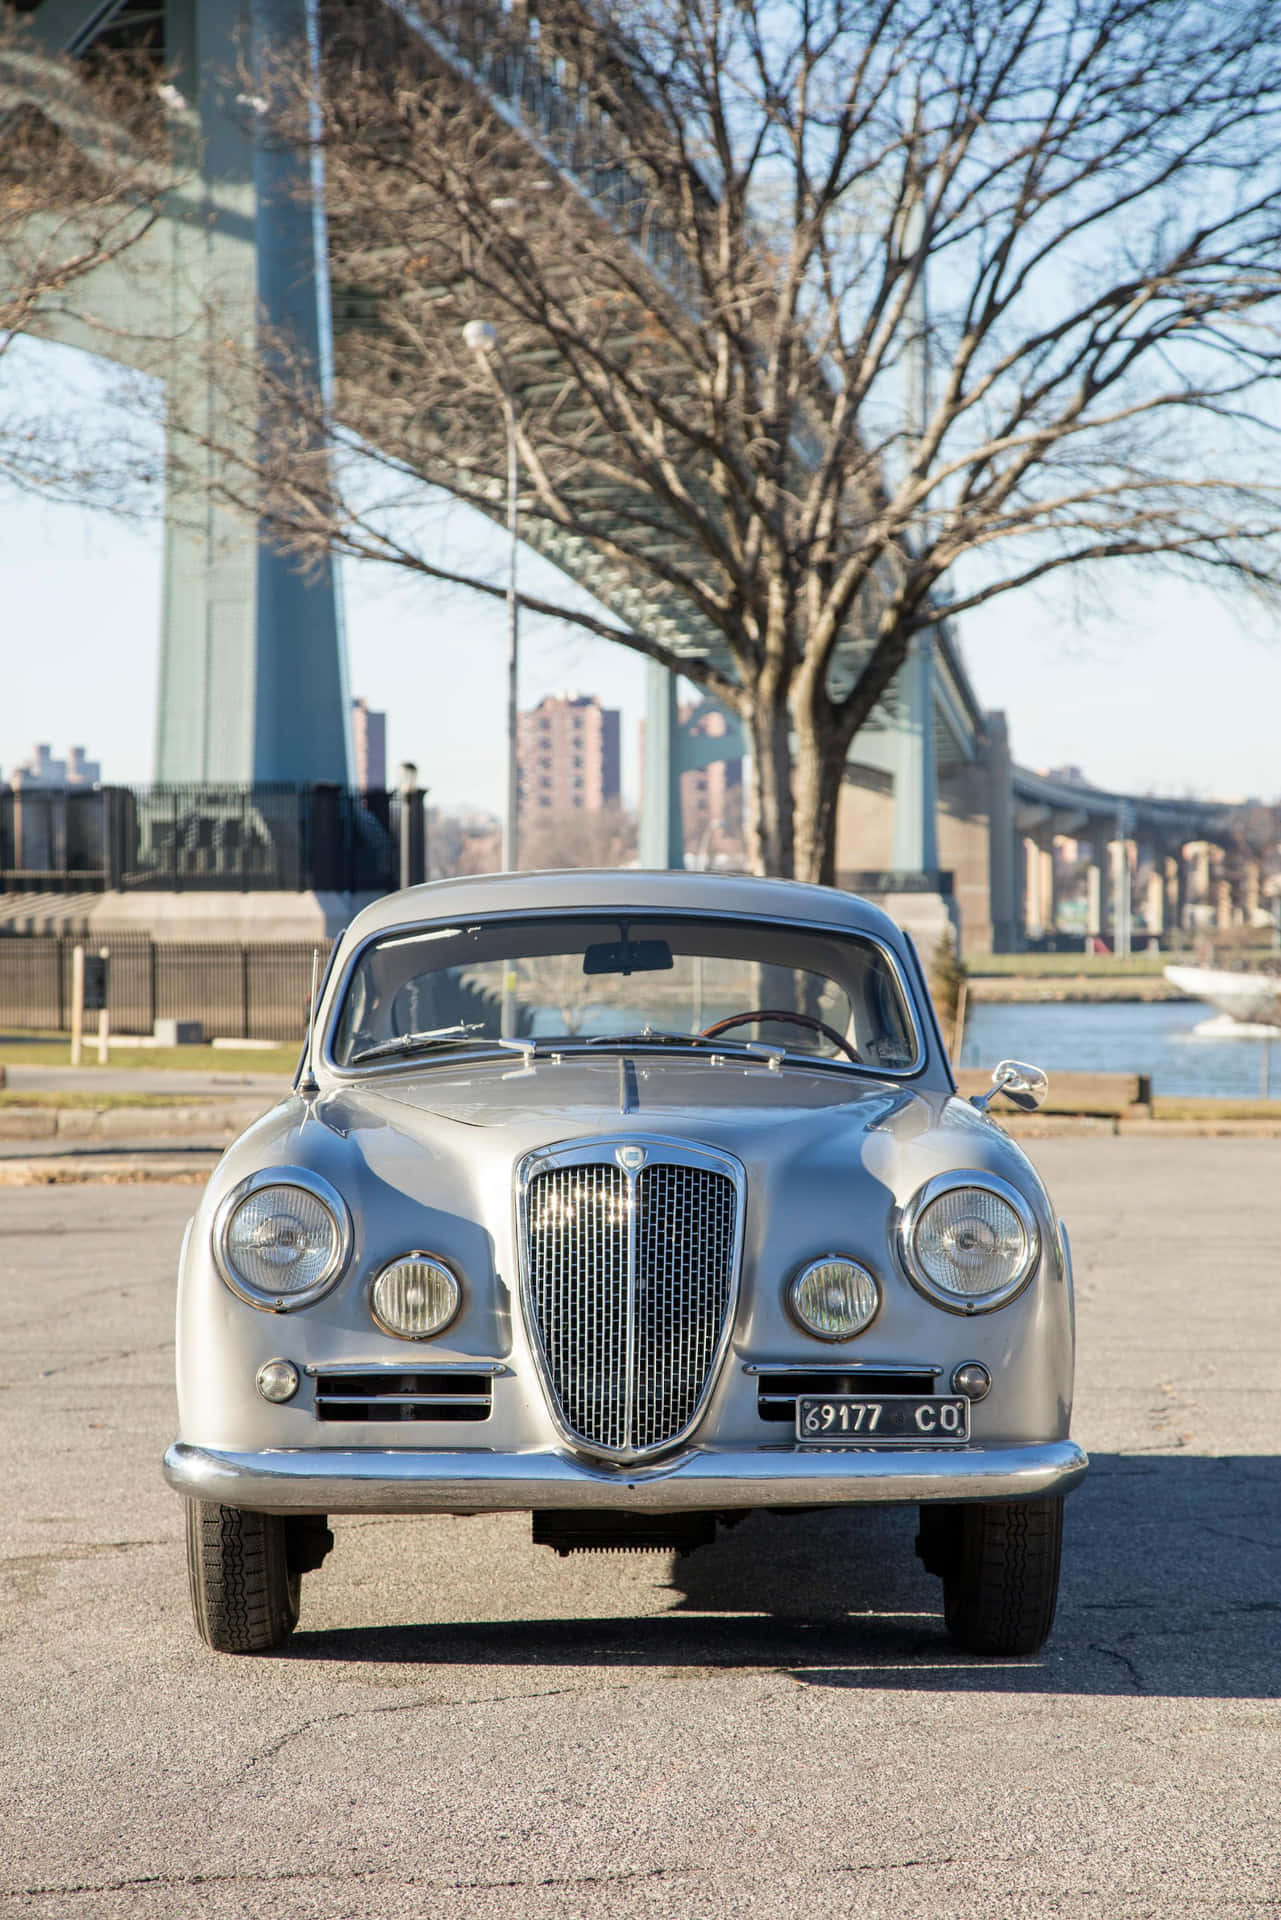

{"left": 164, "top": 1437, "right": 1088, "bottom": 1514}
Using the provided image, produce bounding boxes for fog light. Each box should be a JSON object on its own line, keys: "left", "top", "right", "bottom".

{"left": 371, "top": 1255, "right": 461, "bottom": 1339}
{"left": 951, "top": 1361, "right": 991, "bottom": 1401}
{"left": 255, "top": 1358, "right": 300, "bottom": 1403}
{"left": 787, "top": 1257, "right": 880, "bottom": 1341}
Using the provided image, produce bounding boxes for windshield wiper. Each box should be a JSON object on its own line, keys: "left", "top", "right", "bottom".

{"left": 584, "top": 1026, "right": 714, "bottom": 1048}
{"left": 583, "top": 1028, "right": 790, "bottom": 1068}
{"left": 350, "top": 1024, "right": 489, "bottom": 1064}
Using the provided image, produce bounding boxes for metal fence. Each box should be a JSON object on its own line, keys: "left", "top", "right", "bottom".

{"left": 0, "top": 933, "right": 335, "bottom": 1041}
{"left": 0, "top": 784, "right": 424, "bottom": 894}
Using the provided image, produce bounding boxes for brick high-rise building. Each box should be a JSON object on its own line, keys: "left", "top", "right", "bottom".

{"left": 518, "top": 693, "right": 621, "bottom": 818}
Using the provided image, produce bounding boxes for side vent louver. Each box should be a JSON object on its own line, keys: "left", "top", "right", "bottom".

{"left": 309, "top": 1366, "right": 496, "bottom": 1423}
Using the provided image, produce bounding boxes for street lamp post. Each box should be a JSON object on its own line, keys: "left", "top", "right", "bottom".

{"left": 462, "top": 318, "right": 520, "bottom": 876}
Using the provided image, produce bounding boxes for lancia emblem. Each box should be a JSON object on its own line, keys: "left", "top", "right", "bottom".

{"left": 616, "top": 1145, "right": 646, "bottom": 1171}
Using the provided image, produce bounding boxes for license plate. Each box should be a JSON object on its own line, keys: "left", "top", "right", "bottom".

{"left": 795, "top": 1394, "right": 970, "bottom": 1443}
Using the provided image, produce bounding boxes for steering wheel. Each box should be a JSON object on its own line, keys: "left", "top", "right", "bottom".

{"left": 699, "top": 1008, "right": 862, "bottom": 1065}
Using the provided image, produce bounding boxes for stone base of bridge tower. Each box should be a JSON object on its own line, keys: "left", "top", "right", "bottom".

{"left": 0, "top": 891, "right": 381, "bottom": 944}
{"left": 837, "top": 759, "right": 994, "bottom": 957}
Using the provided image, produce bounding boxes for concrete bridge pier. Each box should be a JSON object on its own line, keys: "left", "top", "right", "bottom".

{"left": 1164, "top": 852, "right": 1183, "bottom": 932}
{"left": 984, "top": 713, "right": 1019, "bottom": 954}
{"left": 156, "top": 0, "right": 350, "bottom": 786}
{"left": 639, "top": 663, "right": 685, "bottom": 869}
{"left": 1143, "top": 858, "right": 1165, "bottom": 942}
{"left": 1085, "top": 860, "right": 1102, "bottom": 941}
{"left": 28, "top": 0, "right": 352, "bottom": 788}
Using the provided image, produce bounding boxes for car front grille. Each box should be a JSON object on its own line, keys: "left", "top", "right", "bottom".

{"left": 310, "top": 1367, "right": 494, "bottom": 1422}
{"left": 520, "top": 1142, "right": 742, "bottom": 1460}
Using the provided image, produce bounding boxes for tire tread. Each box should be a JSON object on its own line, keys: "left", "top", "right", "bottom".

{"left": 185, "top": 1500, "right": 300, "bottom": 1653}
{"left": 942, "top": 1495, "right": 1063, "bottom": 1656}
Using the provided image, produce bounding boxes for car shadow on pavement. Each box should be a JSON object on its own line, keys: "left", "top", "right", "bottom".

{"left": 289, "top": 1453, "right": 1280, "bottom": 1698}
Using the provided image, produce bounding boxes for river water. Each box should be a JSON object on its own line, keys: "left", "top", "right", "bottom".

{"left": 960, "top": 999, "right": 1281, "bottom": 1101}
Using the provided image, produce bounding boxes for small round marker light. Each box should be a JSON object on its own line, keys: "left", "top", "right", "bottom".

{"left": 255, "top": 1358, "right": 300, "bottom": 1404}
{"left": 951, "top": 1361, "right": 991, "bottom": 1401}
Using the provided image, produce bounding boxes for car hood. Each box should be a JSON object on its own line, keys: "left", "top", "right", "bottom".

{"left": 360, "top": 1052, "right": 907, "bottom": 1133}
{"left": 283, "top": 1052, "right": 1032, "bottom": 1202}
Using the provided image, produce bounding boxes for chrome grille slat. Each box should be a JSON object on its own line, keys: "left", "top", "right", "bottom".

{"left": 521, "top": 1142, "right": 741, "bottom": 1459}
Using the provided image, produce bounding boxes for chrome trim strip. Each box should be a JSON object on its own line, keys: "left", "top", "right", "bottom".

{"left": 318, "top": 908, "right": 929, "bottom": 1084}
{"left": 303, "top": 1362, "right": 511, "bottom": 1377}
{"left": 315, "top": 1393, "right": 493, "bottom": 1409}
{"left": 897, "top": 1170, "right": 1042, "bottom": 1317}
{"left": 163, "top": 1438, "right": 1089, "bottom": 1513}
{"left": 742, "top": 1361, "right": 943, "bottom": 1377}
{"left": 515, "top": 1134, "right": 747, "bottom": 1466}
{"left": 211, "top": 1167, "right": 352, "bottom": 1314}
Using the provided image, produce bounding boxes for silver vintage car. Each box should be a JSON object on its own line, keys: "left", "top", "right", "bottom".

{"left": 165, "top": 869, "right": 1086, "bottom": 1655}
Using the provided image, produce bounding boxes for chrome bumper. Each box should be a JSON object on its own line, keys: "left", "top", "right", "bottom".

{"left": 164, "top": 1438, "right": 1088, "bottom": 1513}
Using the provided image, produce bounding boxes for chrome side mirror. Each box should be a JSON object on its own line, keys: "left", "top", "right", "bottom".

{"left": 970, "top": 1059, "right": 1049, "bottom": 1114}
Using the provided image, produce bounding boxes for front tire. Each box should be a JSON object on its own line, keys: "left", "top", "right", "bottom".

{"left": 918, "top": 1497, "right": 1064, "bottom": 1656}
{"left": 185, "top": 1500, "right": 301, "bottom": 1653}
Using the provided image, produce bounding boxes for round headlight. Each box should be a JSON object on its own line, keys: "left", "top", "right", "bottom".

{"left": 788, "top": 1257, "right": 880, "bottom": 1341}
{"left": 214, "top": 1170, "right": 349, "bottom": 1311}
{"left": 370, "top": 1255, "right": 461, "bottom": 1339}
{"left": 901, "top": 1174, "right": 1039, "bottom": 1313}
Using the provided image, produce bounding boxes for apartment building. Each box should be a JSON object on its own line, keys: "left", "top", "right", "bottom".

{"left": 517, "top": 693, "right": 621, "bottom": 817}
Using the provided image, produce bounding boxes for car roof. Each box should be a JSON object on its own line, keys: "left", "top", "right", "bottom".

{"left": 339, "top": 868, "right": 910, "bottom": 952}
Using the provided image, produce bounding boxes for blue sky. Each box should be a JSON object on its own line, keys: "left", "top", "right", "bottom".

{"left": 3, "top": 342, "right": 1279, "bottom": 809}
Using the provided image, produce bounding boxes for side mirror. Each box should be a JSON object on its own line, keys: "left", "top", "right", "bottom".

{"left": 970, "top": 1058, "right": 1049, "bottom": 1114}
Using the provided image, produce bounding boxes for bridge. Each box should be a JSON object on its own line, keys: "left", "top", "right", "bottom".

{"left": 3, "top": 0, "right": 1242, "bottom": 950}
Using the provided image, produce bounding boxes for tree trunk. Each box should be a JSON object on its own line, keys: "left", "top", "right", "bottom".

{"left": 742, "top": 689, "right": 795, "bottom": 878}
{"left": 791, "top": 711, "right": 851, "bottom": 888}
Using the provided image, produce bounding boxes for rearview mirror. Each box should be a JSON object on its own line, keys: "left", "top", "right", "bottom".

{"left": 970, "top": 1059, "right": 1049, "bottom": 1114}
{"left": 582, "top": 937, "right": 674, "bottom": 977}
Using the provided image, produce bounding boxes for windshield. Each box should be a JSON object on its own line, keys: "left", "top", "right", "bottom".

{"left": 331, "top": 913, "right": 921, "bottom": 1073}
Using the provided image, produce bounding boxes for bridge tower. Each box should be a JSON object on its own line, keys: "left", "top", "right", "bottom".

{"left": 31, "top": 0, "right": 351, "bottom": 787}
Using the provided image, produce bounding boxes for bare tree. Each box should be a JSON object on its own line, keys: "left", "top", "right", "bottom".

{"left": 0, "top": 12, "right": 173, "bottom": 504}
{"left": 519, "top": 803, "right": 639, "bottom": 871}
{"left": 202, "top": 0, "right": 1281, "bottom": 881}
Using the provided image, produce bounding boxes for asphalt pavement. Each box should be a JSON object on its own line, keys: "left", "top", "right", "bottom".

{"left": 0, "top": 1139, "right": 1277, "bottom": 1919}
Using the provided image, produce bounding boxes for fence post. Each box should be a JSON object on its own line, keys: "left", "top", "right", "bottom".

{"left": 70, "top": 945, "right": 85, "bottom": 1066}
{"left": 309, "top": 784, "right": 341, "bottom": 891}
{"left": 242, "top": 946, "right": 251, "bottom": 1040}
{"left": 149, "top": 939, "right": 157, "bottom": 1033}
{"left": 96, "top": 946, "right": 110, "bottom": 1065}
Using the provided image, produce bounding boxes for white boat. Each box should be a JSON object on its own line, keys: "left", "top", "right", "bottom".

{"left": 1164, "top": 965, "right": 1281, "bottom": 1029}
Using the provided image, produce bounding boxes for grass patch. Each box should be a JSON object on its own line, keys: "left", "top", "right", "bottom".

{"left": 968, "top": 952, "right": 1172, "bottom": 977}
{"left": 0, "top": 1038, "right": 298, "bottom": 1073}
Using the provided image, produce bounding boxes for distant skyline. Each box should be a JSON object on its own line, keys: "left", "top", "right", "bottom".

{"left": 4, "top": 343, "right": 1279, "bottom": 810}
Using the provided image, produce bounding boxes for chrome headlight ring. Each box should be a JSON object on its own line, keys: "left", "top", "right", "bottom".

{"left": 212, "top": 1167, "right": 352, "bottom": 1312}
{"left": 898, "top": 1171, "right": 1041, "bottom": 1315}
